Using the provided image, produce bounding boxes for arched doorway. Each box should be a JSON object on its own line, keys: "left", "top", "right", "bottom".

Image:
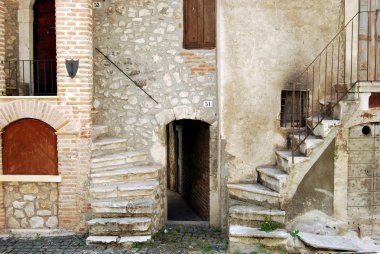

{"left": 33, "top": 0, "right": 57, "bottom": 95}
{"left": 166, "top": 119, "right": 210, "bottom": 222}
{"left": 2, "top": 118, "right": 58, "bottom": 175}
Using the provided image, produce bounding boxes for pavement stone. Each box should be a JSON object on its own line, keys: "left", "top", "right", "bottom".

{"left": 0, "top": 225, "right": 227, "bottom": 254}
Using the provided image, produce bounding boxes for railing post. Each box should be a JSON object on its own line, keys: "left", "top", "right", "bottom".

{"left": 291, "top": 81, "right": 295, "bottom": 164}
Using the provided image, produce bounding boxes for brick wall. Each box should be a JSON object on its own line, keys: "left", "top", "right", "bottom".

{"left": 0, "top": 0, "right": 5, "bottom": 94}
{"left": 55, "top": 0, "right": 93, "bottom": 232}
{"left": 182, "top": 120, "right": 210, "bottom": 221}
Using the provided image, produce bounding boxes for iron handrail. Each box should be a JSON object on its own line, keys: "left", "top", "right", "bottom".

{"left": 95, "top": 48, "right": 159, "bottom": 104}
{"left": 291, "top": 9, "right": 380, "bottom": 162}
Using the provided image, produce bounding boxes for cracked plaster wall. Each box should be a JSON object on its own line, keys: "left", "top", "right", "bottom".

{"left": 219, "top": 0, "right": 344, "bottom": 183}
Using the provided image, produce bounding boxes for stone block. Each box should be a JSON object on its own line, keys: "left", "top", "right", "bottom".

{"left": 23, "top": 195, "right": 36, "bottom": 201}
{"left": 20, "top": 183, "right": 38, "bottom": 194}
{"left": 8, "top": 217, "right": 20, "bottom": 229}
{"left": 46, "top": 216, "right": 58, "bottom": 228}
{"left": 37, "top": 210, "right": 51, "bottom": 216}
{"left": 14, "top": 209, "right": 25, "bottom": 219}
{"left": 13, "top": 201, "right": 26, "bottom": 209}
{"left": 30, "top": 216, "right": 44, "bottom": 228}
{"left": 25, "top": 202, "right": 35, "bottom": 217}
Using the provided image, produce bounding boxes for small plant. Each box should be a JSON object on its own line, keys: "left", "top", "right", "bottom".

{"left": 290, "top": 229, "right": 300, "bottom": 245}
{"left": 34, "top": 233, "right": 41, "bottom": 241}
{"left": 131, "top": 242, "right": 143, "bottom": 249}
{"left": 233, "top": 251, "right": 242, "bottom": 254}
{"left": 213, "top": 226, "right": 222, "bottom": 233}
{"left": 200, "top": 242, "right": 211, "bottom": 252}
{"left": 260, "top": 217, "right": 284, "bottom": 232}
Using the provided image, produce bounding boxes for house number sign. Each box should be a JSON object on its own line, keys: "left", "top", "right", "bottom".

{"left": 203, "top": 100, "right": 213, "bottom": 108}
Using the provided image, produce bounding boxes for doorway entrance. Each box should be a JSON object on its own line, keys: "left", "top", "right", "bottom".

{"left": 166, "top": 120, "right": 210, "bottom": 222}
{"left": 33, "top": 0, "right": 57, "bottom": 95}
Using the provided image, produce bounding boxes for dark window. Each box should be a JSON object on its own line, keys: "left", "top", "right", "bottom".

{"left": 183, "top": 0, "right": 216, "bottom": 49}
{"left": 280, "top": 90, "right": 309, "bottom": 128}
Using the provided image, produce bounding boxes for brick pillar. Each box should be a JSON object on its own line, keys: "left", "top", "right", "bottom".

{"left": 0, "top": 0, "right": 5, "bottom": 95}
{"left": 56, "top": 0, "right": 93, "bottom": 232}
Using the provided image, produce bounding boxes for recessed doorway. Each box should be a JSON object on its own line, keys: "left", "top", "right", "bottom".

{"left": 166, "top": 120, "right": 210, "bottom": 222}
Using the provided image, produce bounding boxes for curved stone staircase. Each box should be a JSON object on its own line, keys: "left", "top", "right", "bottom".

{"left": 86, "top": 124, "right": 161, "bottom": 246}
{"left": 227, "top": 101, "right": 358, "bottom": 253}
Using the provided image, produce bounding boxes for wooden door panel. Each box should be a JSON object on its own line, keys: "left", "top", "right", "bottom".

{"left": 2, "top": 119, "right": 58, "bottom": 175}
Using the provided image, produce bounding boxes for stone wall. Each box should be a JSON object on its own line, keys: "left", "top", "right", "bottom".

{"left": 4, "top": 182, "right": 58, "bottom": 229}
{"left": 93, "top": 0, "right": 217, "bottom": 151}
{"left": 4, "top": 0, "right": 18, "bottom": 60}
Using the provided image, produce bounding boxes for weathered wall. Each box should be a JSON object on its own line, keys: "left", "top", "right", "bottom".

{"left": 286, "top": 141, "right": 335, "bottom": 221}
{"left": 92, "top": 0, "right": 217, "bottom": 151}
{"left": 347, "top": 123, "right": 380, "bottom": 237}
{"left": 4, "top": 182, "right": 58, "bottom": 229}
{"left": 219, "top": 0, "right": 344, "bottom": 184}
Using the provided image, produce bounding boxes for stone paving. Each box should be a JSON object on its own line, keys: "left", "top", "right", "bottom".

{"left": 0, "top": 224, "right": 227, "bottom": 254}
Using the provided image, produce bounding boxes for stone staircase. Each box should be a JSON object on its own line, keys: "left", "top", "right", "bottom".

{"left": 86, "top": 124, "right": 161, "bottom": 246}
{"left": 227, "top": 101, "right": 358, "bottom": 253}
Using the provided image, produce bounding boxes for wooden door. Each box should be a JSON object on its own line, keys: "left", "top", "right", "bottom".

{"left": 2, "top": 119, "right": 58, "bottom": 175}
{"left": 33, "top": 0, "right": 56, "bottom": 95}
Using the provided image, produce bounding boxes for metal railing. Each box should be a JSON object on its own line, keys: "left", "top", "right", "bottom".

{"left": 3, "top": 59, "right": 57, "bottom": 96}
{"left": 291, "top": 9, "right": 380, "bottom": 162}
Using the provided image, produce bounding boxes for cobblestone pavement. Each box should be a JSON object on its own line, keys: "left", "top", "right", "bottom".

{"left": 0, "top": 225, "right": 227, "bottom": 254}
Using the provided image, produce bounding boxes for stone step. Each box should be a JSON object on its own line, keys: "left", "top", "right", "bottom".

{"left": 227, "top": 183, "right": 281, "bottom": 208}
{"left": 91, "top": 165, "right": 160, "bottom": 185}
{"left": 290, "top": 133, "right": 324, "bottom": 156}
{"left": 275, "top": 150, "right": 309, "bottom": 173}
{"left": 257, "top": 167, "right": 287, "bottom": 194}
{"left": 86, "top": 235, "right": 151, "bottom": 246}
{"left": 306, "top": 117, "right": 341, "bottom": 138}
{"left": 88, "top": 217, "right": 151, "bottom": 236}
{"left": 229, "top": 225, "right": 288, "bottom": 253}
{"left": 90, "top": 180, "right": 158, "bottom": 200}
{"left": 91, "top": 137, "right": 128, "bottom": 157}
{"left": 229, "top": 204, "right": 285, "bottom": 228}
{"left": 91, "top": 152, "right": 147, "bottom": 171}
{"left": 92, "top": 125, "right": 108, "bottom": 140}
{"left": 91, "top": 199, "right": 154, "bottom": 218}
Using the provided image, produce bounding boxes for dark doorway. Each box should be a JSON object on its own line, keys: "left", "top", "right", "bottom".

{"left": 2, "top": 119, "right": 58, "bottom": 175}
{"left": 33, "top": 0, "right": 57, "bottom": 95}
{"left": 166, "top": 120, "right": 210, "bottom": 221}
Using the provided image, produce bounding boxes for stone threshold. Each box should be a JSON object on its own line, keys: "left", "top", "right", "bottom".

{"left": 0, "top": 175, "right": 62, "bottom": 182}
{"left": 3, "top": 229, "right": 75, "bottom": 238}
{"left": 166, "top": 221, "right": 209, "bottom": 226}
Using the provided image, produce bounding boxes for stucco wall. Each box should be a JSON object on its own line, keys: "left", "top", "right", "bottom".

{"left": 219, "top": 0, "right": 345, "bottom": 184}
{"left": 93, "top": 0, "right": 217, "bottom": 151}
{"left": 286, "top": 141, "right": 335, "bottom": 221}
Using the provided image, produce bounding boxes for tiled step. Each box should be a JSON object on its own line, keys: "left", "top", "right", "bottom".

{"left": 91, "top": 165, "right": 160, "bottom": 186}
{"left": 227, "top": 183, "right": 281, "bottom": 208}
{"left": 290, "top": 134, "right": 324, "bottom": 156}
{"left": 229, "top": 204, "right": 285, "bottom": 228}
{"left": 88, "top": 217, "right": 151, "bottom": 236}
{"left": 91, "top": 137, "right": 128, "bottom": 157}
{"left": 257, "top": 167, "right": 287, "bottom": 193}
{"left": 229, "top": 225, "right": 288, "bottom": 253}
{"left": 91, "top": 152, "right": 147, "bottom": 172}
{"left": 275, "top": 150, "right": 309, "bottom": 173}
{"left": 92, "top": 125, "right": 108, "bottom": 140}
{"left": 91, "top": 199, "right": 154, "bottom": 218}
{"left": 307, "top": 117, "right": 341, "bottom": 138}
{"left": 90, "top": 180, "right": 158, "bottom": 200}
